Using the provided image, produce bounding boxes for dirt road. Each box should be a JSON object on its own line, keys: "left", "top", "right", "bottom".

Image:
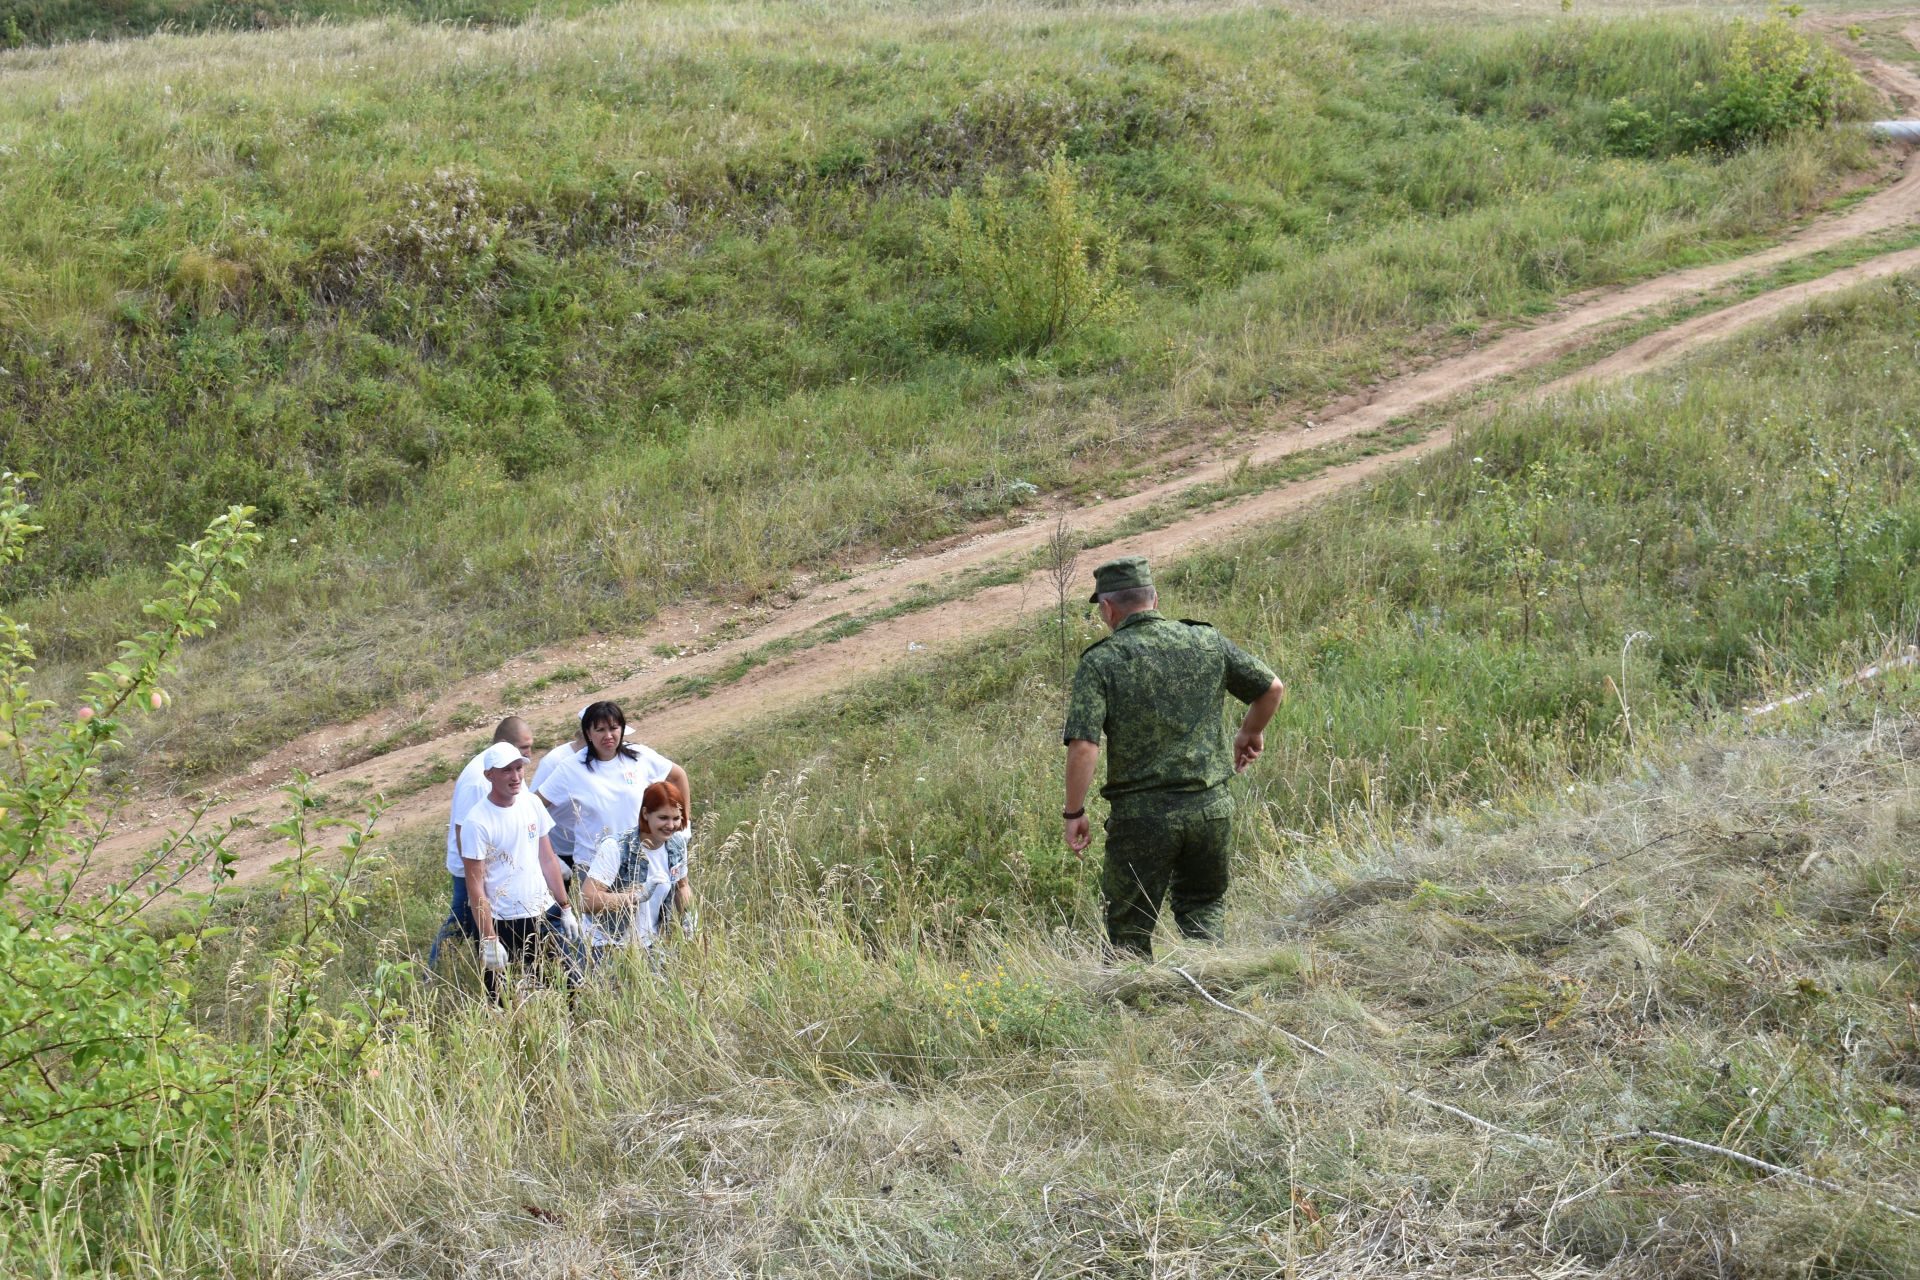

{"left": 87, "top": 16, "right": 1920, "bottom": 891}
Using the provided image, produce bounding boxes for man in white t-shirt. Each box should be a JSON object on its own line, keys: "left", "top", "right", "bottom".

{"left": 461, "top": 741, "right": 583, "bottom": 1004}
{"left": 429, "top": 716, "right": 533, "bottom": 970}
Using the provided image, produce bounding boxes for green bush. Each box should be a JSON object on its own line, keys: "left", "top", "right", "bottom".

{"left": 1606, "top": 11, "right": 1869, "bottom": 156}
{"left": 0, "top": 478, "right": 403, "bottom": 1263}
{"left": 930, "top": 151, "right": 1134, "bottom": 358}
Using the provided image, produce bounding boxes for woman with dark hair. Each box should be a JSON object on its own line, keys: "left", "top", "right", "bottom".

{"left": 536, "top": 700, "right": 690, "bottom": 869}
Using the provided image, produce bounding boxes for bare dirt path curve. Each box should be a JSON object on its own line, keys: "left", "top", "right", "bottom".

{"left": 89, "top": 14, "right": 1920, "bottom": 892}
{"left": 1808, "top": 10, "right": 1920, "bottom": 112}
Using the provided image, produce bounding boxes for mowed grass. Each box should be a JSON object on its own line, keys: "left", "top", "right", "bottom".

{"left": 0, "top": 0, "right": 1877, "bottom": 784}
{"left": 57, "top": 277, "right": 1920, "bottom": 1277}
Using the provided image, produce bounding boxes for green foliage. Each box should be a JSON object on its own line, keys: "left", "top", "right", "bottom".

{"left": 0, "top": 479, "right": 257, "bottom": 1191}
{"left": 934, "top": 963, "right": 1089, "bottom": 1048}
{"left": 1605, "top": 11, "right": 1869, "bottom": 156}
{"left": 0, "top": 0, "right": 583, "bottom": 48}
{"left": 1469, "top": 458, "right": 1581, "bottom": 645}
{"left": 0, "top": 478, "right": 403, "bottom": 1262}
{"left": 931, "top": 152, "right": 1134, "bottom": 357}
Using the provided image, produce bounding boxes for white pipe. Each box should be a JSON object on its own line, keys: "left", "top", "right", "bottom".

{"left": 1745, "top": 646, "right": 1919, "bottom": 719}
{"left": 1870, "top": 120, "right": 1920, "bottom": 141}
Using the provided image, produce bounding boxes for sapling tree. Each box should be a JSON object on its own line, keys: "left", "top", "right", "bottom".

{"left": 0, "top": 473, "right": 404, "bottom": 1235}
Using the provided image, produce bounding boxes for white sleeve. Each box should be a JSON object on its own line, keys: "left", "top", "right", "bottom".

{"left": 451, "top": 777, "right": 485, "bottom": 855}
{"left": 634, "top": 743, "right": 674, "bottom": 784}
{"left": 458, "top": 802, "right": 490, "bottom": 863}
{"left": 535, "top": 756, "right": 572, "bottom": 807}
{"left": 583, "top": 834, "right": 623, "bottom": 888}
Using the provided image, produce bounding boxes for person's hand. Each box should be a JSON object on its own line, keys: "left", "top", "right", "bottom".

{"left": 558, "top": 907, "right": 581, "bottom": 940}
{"left": 479, "top": 937, "right": 509, "bottom": 971}
{"left": 1233, "top": 728, "right": 1264, "bottom": 772}
{"left": 1064, "top": 813, "right": 1092, "bottom": 853}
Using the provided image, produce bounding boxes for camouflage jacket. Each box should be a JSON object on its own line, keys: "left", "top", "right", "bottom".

{"left": 1063, "top": 610, "right": 1278, "bottom": 817}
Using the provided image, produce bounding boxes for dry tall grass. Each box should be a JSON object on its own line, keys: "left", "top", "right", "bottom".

{"left": 45, "top": 694, "right": 1918, "bottom": 1277}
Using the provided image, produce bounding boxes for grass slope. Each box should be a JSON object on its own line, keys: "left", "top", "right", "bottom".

{"left": 50, "top": 267, "right": 1920, "bottom": 1276}
{"left": 132, "top": 712, "right": 1914, "bottom": 1278}
{"left": 0, "top": 0, "right": 1872, "bottom": 784}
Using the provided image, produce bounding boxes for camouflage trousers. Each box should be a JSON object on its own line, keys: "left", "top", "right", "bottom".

{"left": 1101, "top": 789, "right": 1233, "bottom": 957}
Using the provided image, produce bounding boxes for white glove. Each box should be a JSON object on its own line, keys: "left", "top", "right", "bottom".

{"left": 558, "top": 907, "right": 581, "bottom": 940}
{"left": 480, "top": 937, "right": 509, "bottom": 971}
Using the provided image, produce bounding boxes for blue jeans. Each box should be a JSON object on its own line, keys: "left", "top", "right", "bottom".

{"left": 428, "top": 874, "right": 478, "bottom": 968}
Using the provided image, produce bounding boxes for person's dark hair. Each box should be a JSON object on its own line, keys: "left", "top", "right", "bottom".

{"left": 1098, "top": 586, "right": 1156, "bottom": 613}
{"left": 580, "top": 700, "right": 639, "bottom": 770}
{"left": 492, "top": 715, "right": 528, "bottom": 745}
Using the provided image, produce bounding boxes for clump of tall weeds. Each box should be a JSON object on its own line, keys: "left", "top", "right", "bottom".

{"left": 929, "top": 151, "right": 1134, "bottom": 358}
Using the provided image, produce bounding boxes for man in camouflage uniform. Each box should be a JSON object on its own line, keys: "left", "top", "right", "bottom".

{"left": 1062, "top": 556, "right": 1285, "bottom": 957}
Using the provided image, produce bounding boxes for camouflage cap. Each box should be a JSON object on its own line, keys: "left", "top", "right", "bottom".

{"left": 1089, "top": 555, "right": 1154, "bottom": 602}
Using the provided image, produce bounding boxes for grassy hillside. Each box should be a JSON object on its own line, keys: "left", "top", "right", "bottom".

{"left": 0, "top": 0, "right": 1873, "bottom": 783}
{"left": 35, "top": 267, "right": 1919, "bottom": 1275}
{"left": 0, "top": 0, "right": 593, "bottom": 49}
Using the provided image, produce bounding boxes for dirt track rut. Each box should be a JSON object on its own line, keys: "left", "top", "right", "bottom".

{"left": 88, "top": 16, "right": 1920, "bottom": 890}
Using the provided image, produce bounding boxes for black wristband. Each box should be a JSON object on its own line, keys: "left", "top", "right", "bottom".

{"left": 1061, "top": 807, "right": 1085, "bottom": 820}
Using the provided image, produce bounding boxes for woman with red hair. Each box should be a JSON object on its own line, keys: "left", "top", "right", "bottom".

{"left": 578, "top": 778, "right": 691, "bottom": 959}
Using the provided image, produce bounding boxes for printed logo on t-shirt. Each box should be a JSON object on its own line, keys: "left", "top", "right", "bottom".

{"left": 526, "top": 821, "right": 538, "bottom": 837}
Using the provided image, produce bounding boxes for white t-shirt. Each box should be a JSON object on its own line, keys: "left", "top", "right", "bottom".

{"left": 536, "top": 743, "right": 673, "bottom": 852}
{"left": 580, "top": 830, "right": 671, "bottom": 947}
{"left": 460, "top": 791, "right": 557, "bottom": 921}
{"left": 443, "top": 750, "right": 491, "bottom": 875}
{"left": 529, "top": 744, "right": 575, "bottom": 796}
{"left": 530, "top": 744, "right": 581, "bottom": 857}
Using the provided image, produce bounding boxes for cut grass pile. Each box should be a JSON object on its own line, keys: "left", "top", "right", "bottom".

{"left": 0, "top": 0, "right": 1875, "bottom": 784}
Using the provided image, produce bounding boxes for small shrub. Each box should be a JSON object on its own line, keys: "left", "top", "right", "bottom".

{"left": 0, "top": 476, "right": 403, "bottom": 1261}
{"left": 1607, "top": 10, "right": 1868, "bottom": 156}
{"left": 937, "top": 965, "right": 1089, "bottom": 1048}
{"left": 1704, "top": 10, "right": 1866, "bottom": 149}
{"left": 929, "top": 151, "right": 1134, "bottom": 357}
{"left": 367, "top": 169, "right": 510, "bottom": 285}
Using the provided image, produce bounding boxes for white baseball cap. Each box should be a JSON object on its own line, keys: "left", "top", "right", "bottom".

{"left": 482, "top": 741, "right": 532, "bottom": 771}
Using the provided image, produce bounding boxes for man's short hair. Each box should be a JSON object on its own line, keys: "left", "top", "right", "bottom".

{"left": 493, "top": 716, "right": 528, "bottom": 744}
{"left": 1098, "top": 586, "right": 1156, "bottom": 613}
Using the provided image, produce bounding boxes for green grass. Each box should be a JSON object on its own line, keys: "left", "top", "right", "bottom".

{"left": 0, "top": 0, "right": 612, "bottom": 48}
{"left": 0, "top": 0, "right": 1878, "bottom": 787}
{"left": 23, "top": 232, "right": 1920, "bottom": 1278}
